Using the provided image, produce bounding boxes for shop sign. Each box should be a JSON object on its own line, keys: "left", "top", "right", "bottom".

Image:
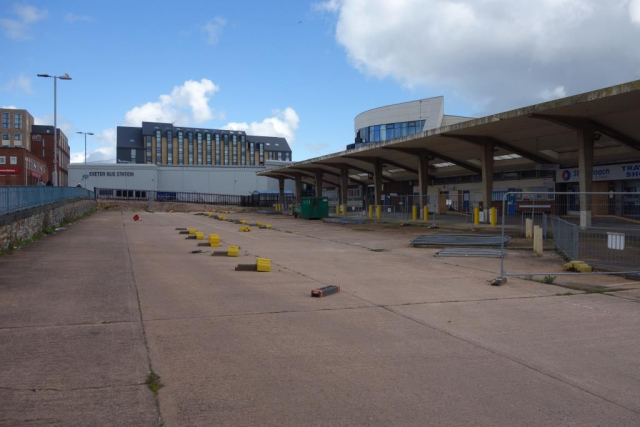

{"left": 556, "top": 162, "right": 640, "bottom": 183}
{"left": 0, "top": 167, "right": 20, "bottom": 174}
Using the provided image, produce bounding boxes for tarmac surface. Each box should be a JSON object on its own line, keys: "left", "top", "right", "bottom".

{"left": 1, "top": 209, "right": 639, "bottom": 426}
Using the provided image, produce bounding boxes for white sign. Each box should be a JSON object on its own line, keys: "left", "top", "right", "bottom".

{"left": 556, "top": 162, "right": 640, "bottom": 183}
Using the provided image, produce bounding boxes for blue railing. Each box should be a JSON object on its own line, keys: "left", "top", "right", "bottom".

{"left": 0, "top": 186, "right": 95, "bottom": 216}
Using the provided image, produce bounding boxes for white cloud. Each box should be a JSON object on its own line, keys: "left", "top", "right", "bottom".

{"left": 320, "top": 0, "right": 640, "bottom": 113}
{"left": 64, "top": 13, "right": 93, "bottom": 23}
{"left": 34, "top": 114, "right": 74, "bottom": 136}
{"left": 124, "top": 78, "right": 221, "bottom": 126}
{"left": 304, "top": 142, "right": 330, "bottom": 153}
{"left": 224, "top": 107, "right": 300, "bottom": 143}
{"left": 0, "top": 4, "right": 47, "bottom": 40}
{"left": 202, "top": 17, "right": 226, "bottom": 45}
{"left": 2, "top": 105, "right": 17, "bottom": 109}
{"left": 313, "top": 0, "right": 342, "bottom": 12}
{"left": 70, "top": 128, "right": 116, "bottom": 164}
{"left": 4, "top": 73, "right": 33, "bottom": 93}
{"left": 539, "top": 86, "right": 567, "bottom": 101}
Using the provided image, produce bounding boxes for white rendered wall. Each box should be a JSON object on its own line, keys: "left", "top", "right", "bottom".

{"left": 354, "top": 97, "right": 445, "bottom": 133}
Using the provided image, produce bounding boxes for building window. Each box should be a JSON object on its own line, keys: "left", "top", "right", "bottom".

{"left": 10, "top": 156, "right": 17, "bottom": 165}
{"left": 223, "top": 134, "right": 229, "bottom": 165}
{"left": 240, "top": 135, "right": 246, "bottom": 165}
{"left": 14, "top": 113, "right": 22, "bottom": 130}
{"left": 259, "top": 143, "right": 264, "bottom": 165}
{"left": 187, "top": 132, "right": 194, "bottom": 165}
{"left": 167, "top": 130, "right": 173, "bottom": 164}
{"left": 232, "top": 134, "right": 238, "bottom": 165}
{"left": 0, "top": 156, "right": 5, "bottom": 164}
{"left": 131, "top": 148, "right": 136, "bottom": 163}
{"left": 14, "top": 133, "right": 22, "bottom": 146}
{"left": 155, "top": 130, "right": 162, "bottom": 165}
{"left": 215, "top": 133, "right": 220, "bottom": 165}
{"left": 2, "top": 133, "right": 9, "bottom": 145}
{"left": 197, "top": 132, "right": 203, "bottom": 165}
{"left": 178, "top": 131, "right": 184, "bottom": 164}
{"left": 145, "top": 136, "right": 152, "bottom": 163}
{"left": 249, "top": 142, "right": 255, "bottom": 166}
{"left": 206, "top": 133, "right": 212, "bottom": 165}
{"left": 267, "top": 151, "right": 272, "bottom": 160}
{"left": 1, "top": 113, "right": 9, "bottom": 129}
{"left": 277, "top": 151, "right": 282, "bottom": 161}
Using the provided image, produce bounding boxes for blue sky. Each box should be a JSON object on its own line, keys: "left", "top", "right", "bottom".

{"left": 3, "top": 0, "right": 640, "bottom": 163}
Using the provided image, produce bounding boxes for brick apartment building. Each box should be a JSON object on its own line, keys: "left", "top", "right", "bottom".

{"left": 0, "top": 147, "right": 49, "bottom": 186}
{"left": 31, "top": 125, "right": 70, "bottom": 187}
{"left": 1, "top": 108, "right": 34, "bottom": 151}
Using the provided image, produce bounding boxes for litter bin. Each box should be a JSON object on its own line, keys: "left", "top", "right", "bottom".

{"left": 298, "top": 197, "right": 329, "bottom": 219}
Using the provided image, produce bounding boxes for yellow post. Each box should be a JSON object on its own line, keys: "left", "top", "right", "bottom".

{"left": 423, "top": 206, "right": 428, "bottom": 221}
{"left": 490, "top": 207, "right": 497, "bottom": 227}
{"left": 368, "top": 205, "right": 373, "bottom": 218}
{"left": 335, "top": 205, "right": 339, "bottom": 216}
{"left": 342, "top": 204, "right": 347, "bottom": 217}
{"left": 473, "top": 207, "right": 480, "bottom": 225}
{"left": 412, "top": 205, "right": 417, "bottom": 221}
{"left": 376, "top": 205, "right": 381, "bottom": 219}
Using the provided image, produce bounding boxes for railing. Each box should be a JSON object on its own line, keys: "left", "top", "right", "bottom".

{"left": 95, "top": 188, "right": 296, "bottom": 208}
{"left": 0, "top": 186, "right": 95, "bottom": 216}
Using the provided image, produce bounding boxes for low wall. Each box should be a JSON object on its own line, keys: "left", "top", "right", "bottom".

{"left": 0, "top": 198, "right": 96, "bottom": 251}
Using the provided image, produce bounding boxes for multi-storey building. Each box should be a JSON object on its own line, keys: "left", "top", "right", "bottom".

{"left": 1, "top": 108, "right": 34, "bottom": 151}
{"left": 0, "top": 147, "right": 49, "bottom": 186}
{"left": 116, "top": 122, "right": 292, "bottom": 166}
{"left": 31, "top": 125, "right": 71, "bottom": 187}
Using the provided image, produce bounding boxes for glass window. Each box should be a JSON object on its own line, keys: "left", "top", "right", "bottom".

{"left": 408, "top": 121, "right": 416, "bottom": 135}
{"left": 178, "top": 131, "right": 184, "bottom": 164}
{"left": 2, "top": 133, "right": 9, "bottom": 143}
{"left": 167, "top": 131, "right": 173, "bottom": 164}
{"left": 131, "top": 148, "right": 136, "bottom": 163}
{"left": 223, "top": 134, "right": 229, "bottom": 165}
{"left": 400, "top": 122, "right": 408, "bottom": 137}
{"left": 232, "top": 134, "right": 238, "bottom": 165}
{"left": 380, "top": 125, "right": 386, "bottom": 141}
{"left": 14, "top": 133, "right": 21, "bottom": 141}
{"left": 145, "top": 136, "right": 152, "bottom": 163}
{"left": 240, "top": 135, "right": 246, "bottom": 165}
{"left": 14, "top": 113, "right": 22, "bottom": 130}
{"left": 1, "top": 113, "right": 9, "bottom": 129}
{"left": 197, "top": 132, "right": 203, "bottom": 165}
{"left": 259, "top": 143, "right": 264, "bottom": 165}
{"left": 155, "top": 130, "right": 162, "bottom": 164}
{"left": 267, "top": 151, "right": 273, "bottom": 160}
{"left": 386, "top": 124, "right": 394, "bottom": 140}
{"left": 277, "top": 151, "right": 282, "bottom": 160}
{"left": 206, "top": 133, "right": 212, "bottom": 165}
{"left": 374, "top": 125, "right": 380, "bottom": 142}
{"left": 249, "top": 142, "right": 255, "bottom": 166}
{"left": 0, "top": 156, "right": 5, "bottom": 164}
{"left": 215, "top": 133, "right": 220, "bottom": 165}
{"left": 188, "top": 132, "right": 194, "bottom": 165}
{"left": 369, "top": 127, "right": 374, "bottom": 142}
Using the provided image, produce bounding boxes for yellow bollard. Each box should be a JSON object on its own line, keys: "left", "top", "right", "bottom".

{"left": 473, "top": 207, "right": 480, "bottom": 226}
{"left": 368, "top": 205, "right": 373, "bottom": 218}
{"left": 335, "top": 205, "right": 339, "bottom": 216}
{"left": 490, "top": 207, "right": 497, "bottom": 227}
{"left": 227, "top": 246, "right": 239, "bottom": 257}
{"left": 265, "top": 224, "right": 272, "bottom": 229}
{"left": 412, "top": 206, "right": 417, "bottom": 221}
{"left": 195, "top": 232, "right": 205, "bottom": 240}
{"left": 256, "top": 221, "right": 263, "bottom": 227}
{"left": 209, "top": 234, "right": 220, "bottom": 247}
{"left": 342, "top": 204, "right": 347, "bottom": 217}
{"left": 423, "top": 206, "right": 428, "bottom": 221}
{"left": 188, "top": 228, "right": 196, "bottom": 235}
{"left": 376, "top": 205, "right": 381, "bottom": 219}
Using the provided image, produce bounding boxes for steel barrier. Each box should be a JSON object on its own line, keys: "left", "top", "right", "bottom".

{"left": 0, "top": 186, "right": 95, "bottom": 216}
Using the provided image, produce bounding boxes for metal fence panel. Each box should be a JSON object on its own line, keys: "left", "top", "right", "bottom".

{"left": 0, "top": 186, "right": 95, "bottom": 215}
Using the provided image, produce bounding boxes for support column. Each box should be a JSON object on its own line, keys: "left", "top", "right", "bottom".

{"left": 314, "top": 171, "right": 323, "bottom": 197}
{"left": 294, "top": 174, "right": 302, "bottom": 204}
{"left": 361, "top": 183, "right": 368, "bottom": 209}
{"left": 418, "top": 151, "right": 429, "bottom": 216}
{"left": 481, "top": 143, "right": 494, "bottom": 223}
{"left": 278, "top": 178, "right": 285, "bottom": 210}
{"left": 340, "top": 166, "right": 348, "bottom": 215}
{"left": 373, "top": 158, "right": 383, "bottom": 209}
{"left": 578, "top": 129, "right": 594, "bottom": 228}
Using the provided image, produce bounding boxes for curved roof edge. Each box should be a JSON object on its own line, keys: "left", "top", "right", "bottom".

{"left": 354, "top": 96, "right": 444, "bottom": 121}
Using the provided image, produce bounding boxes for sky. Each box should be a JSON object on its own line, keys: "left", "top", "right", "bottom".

{"left": 2, "top": 0, "right": 640, "bottom": 164}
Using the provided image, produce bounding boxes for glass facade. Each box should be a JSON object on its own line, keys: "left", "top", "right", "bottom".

{"left": 206, "top": 133, "right": 212, "bottom": 165}
{"left": 240, "top": 135, "right": 246, "bottom": 165}
{"left": 249, "top": 142, "right": 255, "bottom": 166}
{"left": 145, "top": 136, "right": 152, "bottom": 163}
{"left": 178, "top": 131, "right": 184, "bottom": 164}
{"left": 223, "top": 134, "right": 229, "bottom": 165}
{"left": 197, "top": 132, "right": 203, "bottom": 165}
{"left": 232, "top": 135, "right": 238, "bottom": 165}
{"left": 14, "top": 113, "right": 22, "bottom": 130}
{"left": 357, "top": 120, "right": 426, "bottom": 143}
{"left": 215, "top": 134, "right": 220, "bottom": 165}
{"left": 259, "top": 143, "right": 264, "bottom": 165}
{"left": 187, "top": 132, "right": 194, "bottom": 165}
{"left": 167, "top": 131, "right": 173, "bottom": 164}
{"left": 155, "top": 130, "right": 162, "bottom": 165}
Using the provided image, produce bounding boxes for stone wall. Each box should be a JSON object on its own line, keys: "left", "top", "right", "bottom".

{"left": 0, "top": 198, "right": 96, "bottom": 251}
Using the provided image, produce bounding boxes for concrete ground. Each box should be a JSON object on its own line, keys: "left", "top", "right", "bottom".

{"left": 1, "top": 209, "right": 639, "bottom": 426}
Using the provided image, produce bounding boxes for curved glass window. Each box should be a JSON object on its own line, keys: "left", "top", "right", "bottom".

{"left": 357, "top": 119, "right": 428, "bottom": 144}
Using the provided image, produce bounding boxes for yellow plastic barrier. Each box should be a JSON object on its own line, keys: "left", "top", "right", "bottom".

{"left": 240, "top": 220, "right": 247, "bottom": 224}
{"left": 188, "top": 228, "right": 196, "bottom": 235}
{"left": 265, "top": 224, "right": 272, "bottom": 229}
{"left": 473, "top": 207, "right": 480, "bottom": 226}
{"left": 195, "top": 232, "right": 205, "bottom": 240}
{"left": 256, "top": 258, "right": 271, "bottom": 272}
{"left": 490, "top": 207, "right": 497, "bottom": 227}
{"left": 239, "top": 225, "right": 251, "bottom": 232}
{"left": 423, "top": 206, "right": 428, "bottom": 221}
{"left": 227, "top": 246, "right": 239, "bottom": 257}
{"left": 209, "top": 234, "right": 220, "bottom": 247}
{"left": 376, "top": 205, "right": 381, "bottom": 219}
{"left": 368, "top": 205, "right": 373, "bottom": 218}
{"left": 412, "top": 206, "right": 417, "bottom": 221}
{"left": 256, "top": 221, "right": 263, "bottom": 227}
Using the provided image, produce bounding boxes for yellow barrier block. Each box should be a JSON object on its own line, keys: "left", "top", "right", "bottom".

{"left": 227, "top": 246, "right": 239, "bottom": 257}
{"left": 169, "top": 210, "right": 174, "bottom": 213}
{"left": 266, "top": 224, "right": 272, "bottom": 229}
{"left": 412, "top": 206, "right": 417, "bottom": 221}
{"left": 195, "top": 232, "right": 205, "bottom": 240}
{"left": 376, "top": 205, "right": 381, "bottom": 219}
{"left": 188, "top": 228, "right": 196, "bottom": 235}
{"left": 473, "top": 207, "right": 480, "bottom": 226}
{"left": 240, "top": 220, "right": 247, "bottom": 224}
{"left": 423, "top": 206, "right": 428, "bottom": 221}
{"left": 256, "top": 258, "right": 271, "bottom": 272}
{"left": 368, "top": 205, "right": 373, "bottom": 218}
{"left": 239, "top": 225, "right": 251, "bottom": 232}
{"left": 209, "top": 234, "right": 220, "bottom": 247}
{"left": 256, "top": 221, "right": 263, "bottom": 227}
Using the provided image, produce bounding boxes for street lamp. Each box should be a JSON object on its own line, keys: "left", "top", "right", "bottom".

{"left": 76, "top": 131, "right": 93, "bottom": 188}
{"left": 37, "top": 73, "right": 72, "bottom": 186}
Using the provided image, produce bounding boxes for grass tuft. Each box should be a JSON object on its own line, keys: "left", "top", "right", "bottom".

{"left": 145, "top": 371, "right": 164, "bottom": 394}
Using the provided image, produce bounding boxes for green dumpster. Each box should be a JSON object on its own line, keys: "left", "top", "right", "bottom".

{"left": 294, "top": 197, "right": 329, "bottom": 219}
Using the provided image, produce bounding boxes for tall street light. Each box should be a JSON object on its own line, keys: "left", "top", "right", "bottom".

{"left": 76, "top": 131, "right": 93, "bottom": 188}
{"left": 37, "top": 73, "right": 72, "bottom": 186}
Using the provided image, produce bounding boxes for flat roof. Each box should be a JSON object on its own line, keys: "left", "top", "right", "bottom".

{"left": 259, "top": 80, "right": 640, "bottom": 187}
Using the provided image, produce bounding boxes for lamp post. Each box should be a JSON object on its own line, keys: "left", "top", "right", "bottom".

{"left": 37, "top": 73, "right": 72, "bottom": 186}
{"left": 76, "top": 131, "right": 93, "bottom": 188}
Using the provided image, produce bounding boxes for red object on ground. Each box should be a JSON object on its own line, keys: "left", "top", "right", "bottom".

{"left": 133, "top": 215, "right": 140, "bottom": 221}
